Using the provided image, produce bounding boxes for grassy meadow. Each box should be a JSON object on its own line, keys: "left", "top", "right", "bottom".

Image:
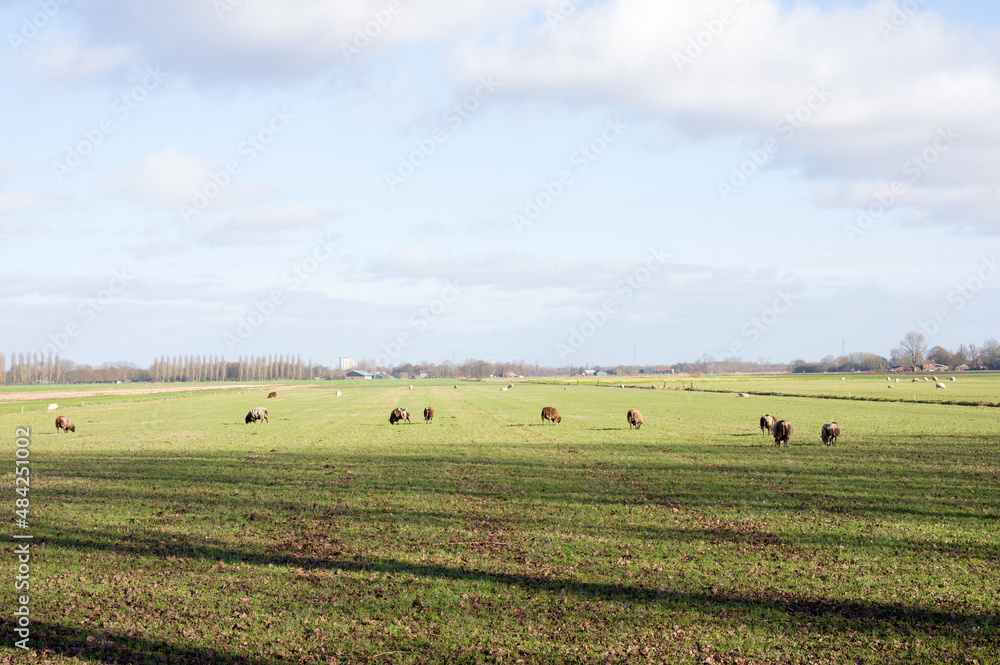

{"left": 2, "top": 376, "right": 999, "bottom": 663}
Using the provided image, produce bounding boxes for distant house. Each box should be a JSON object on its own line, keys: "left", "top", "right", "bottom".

{"left": 640, "top": 368, "right": 675, "bottom": 375}
{"left": 595, "top": 371, "right": 609, "bottom": 377}
{"left": 955, "top": 364, "right": 970, "bottom": 371}
{"left": 346, "top": 370, "right": 374, "bottom": 380}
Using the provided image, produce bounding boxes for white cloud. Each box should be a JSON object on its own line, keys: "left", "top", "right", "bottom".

{"left": 457, "top": 0, "right": 1000, "bottom": 231}
{"left": 112, "top": 145, "right": 278, "bottom": 211}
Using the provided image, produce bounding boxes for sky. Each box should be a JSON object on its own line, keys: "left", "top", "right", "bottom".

{"left": 2, "top": 0, "right": 999, "bottom": 369}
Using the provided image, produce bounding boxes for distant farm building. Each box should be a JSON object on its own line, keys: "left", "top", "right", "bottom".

{"left": 346, "top": 370, "right": 374, "bottom": 380}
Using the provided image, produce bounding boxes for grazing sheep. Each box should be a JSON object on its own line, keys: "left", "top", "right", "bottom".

{"left": 950, "top": 377, "right": 956, "bottom": 382}
{"left": 738, "top": 392, "right": 750, "bottom": 398}
{"left": 245, "top": 407, "right": 268, "bottom": 424}
{"left": 267, "top": 391, "right": 277, "bottom": 399}
{"left": 912, "top": 378, "right": 920, "bottom": 382}
{"left": 760, "top": 414, "right": 776, "bottom": 438}
{"left": 923, "top": 377, "right": 929, "bottom": 381}
{"left": 627, "top": 408, "right": 643, "bottom": 430}
{"left": 936, "top": 382, "right": 946, "bottom": 389}
{"left": 887, "top": 384, "right": 896, "bottom": 389}
{"left": 389, "top": 407, "right": 410, "bottom": 425}
{"left": 895, "top": 378, "right": 899, "bottom": 383}
{"left": 932, "top": 376, "right": 938, "bottom": 381}
{"left": 620, "top": 384, "right": 625, "bottom": 389}
{"left": 886, "top": 377, "right": 891, "bottom": 381}
{"left": 541, "top": 406, "right": 561, "bottom": 424}
{"left": 336, "top": 390, "right": 343, "bottom": 398}
{"left": 46, "top": 403, "right": 58, "bottom": 412}
{"left": 841, "top": 377, "right": 845, "bottom": 381}
{"left": 423, "top": 407, "right": 434, "bottom": 424}
{"left": 55, "top": 415, "right": 75, "bottom": 432}
{"left": 454, "top": 385, "right": 458, "bottom": 389}
{"left": 772, "top": 419, "right": 794, "bottom": 446}
{"left": 508, "top": 383, "right": 514, "bottom": 389}
{"left": 821, "top": 422, "right": 841, "bottom": 445}
{"left": 409, "top": 385, "right": 413, "bottom": 390}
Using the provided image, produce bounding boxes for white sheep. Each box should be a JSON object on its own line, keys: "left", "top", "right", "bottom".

{"left": 409, "top": 385, "right": 413, "bottom": 390}
{"left": 950, "top": 377, "right": 956, "bottom": 381}
{"left": 336, "top": 390, "right": 342, "bottom": 398}
{"left": 46, "top": 403, "right": 58, "bottom": 412}
{"left": 936, "top": 382, "right": 946, "bottom": 389}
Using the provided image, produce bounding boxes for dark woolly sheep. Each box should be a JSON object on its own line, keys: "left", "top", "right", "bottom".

{"left": 423, "top": 407, "right": 434, "bottom": 424}
{"left": 759, "top": 414, "right": 776, "bottom": 438}
{"left": 772, "top": 419, "right": 794, "bottom": 446}
{"left": 389, "top": 407, "right": 410, "bottom": 425}
{"left": 245, "top": 407, "right": 268, "bottom": 424}
{"left": 541, "top": 406, "right": 561, "bottom": 424}
{"left": 55, "top": 415, "right": 75, "bottom": 432}
{"left": 627, "top": 408, "right": 643, "bottom": 430}
{"left": 821, "top": 422, "right": 840, "bottom": 445}
{"left": 267, "top": 391, "right": 277, "bottom": 399}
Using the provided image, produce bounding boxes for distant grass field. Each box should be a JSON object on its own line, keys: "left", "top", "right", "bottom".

{"left": 2, "top": 377, "right": 998, "bottom": 663}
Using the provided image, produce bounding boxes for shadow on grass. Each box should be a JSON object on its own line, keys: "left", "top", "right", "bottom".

{"left": 1, "top": 616, "right": 282, "bottom": 665}
{"left": 41, "top": 529, "right": 1000, "bottom": 637}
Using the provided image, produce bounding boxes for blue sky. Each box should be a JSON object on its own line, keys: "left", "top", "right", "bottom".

{"left": 2, "top": 0, "right": 998, "bottom": 368}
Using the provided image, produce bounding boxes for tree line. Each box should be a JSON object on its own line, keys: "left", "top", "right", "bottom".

{"left": 2, "top": 334, "right": 998, "bottom": 385}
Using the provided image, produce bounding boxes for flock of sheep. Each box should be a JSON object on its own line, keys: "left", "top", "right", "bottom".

{"left": 51, "top": 385, "right": 859, "bottom": 446}
{"left": 887, "top": 375, "right": 956, "bottom": 389}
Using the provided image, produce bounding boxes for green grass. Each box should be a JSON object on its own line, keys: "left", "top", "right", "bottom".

{"left": 2, "top": 378, "right": 999, "bottom": 663}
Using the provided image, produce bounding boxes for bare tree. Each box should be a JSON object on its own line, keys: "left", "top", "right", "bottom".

{"left": 899, "top": 331, "right": 928, "bottom": 369}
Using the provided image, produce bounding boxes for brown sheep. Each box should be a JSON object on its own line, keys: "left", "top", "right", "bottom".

{"left": 55, "top": 415, "right": 75, "bottom": 432}
{"left": 772, "top": 419, "right": 794, "bottom": 446}
{"left": 627, "top": 408, "right": 643, "bottom": 429}
{"left": 423, "top": 407, "right": 434, "bottom": 424}
{"left": 267, "top": 391, "right": 277, "bottom": 399}
{"left": 245, "top": 407, "right": 268, "bottom": 424}
{"left": 821, "top": 422, "right": 840, "bottom": 445}
{"left": 389, "top": 407, "right": 410, "bottom": 425}
{"left": 541, "top": 406, "right": 561, "bottom": 424}
{"left": 759, "top": 414, "right": 776, "bottom": 438}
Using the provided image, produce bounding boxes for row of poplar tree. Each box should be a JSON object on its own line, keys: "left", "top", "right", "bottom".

{"left": 1, "top": 353, "right": 314, "bottom": 385}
